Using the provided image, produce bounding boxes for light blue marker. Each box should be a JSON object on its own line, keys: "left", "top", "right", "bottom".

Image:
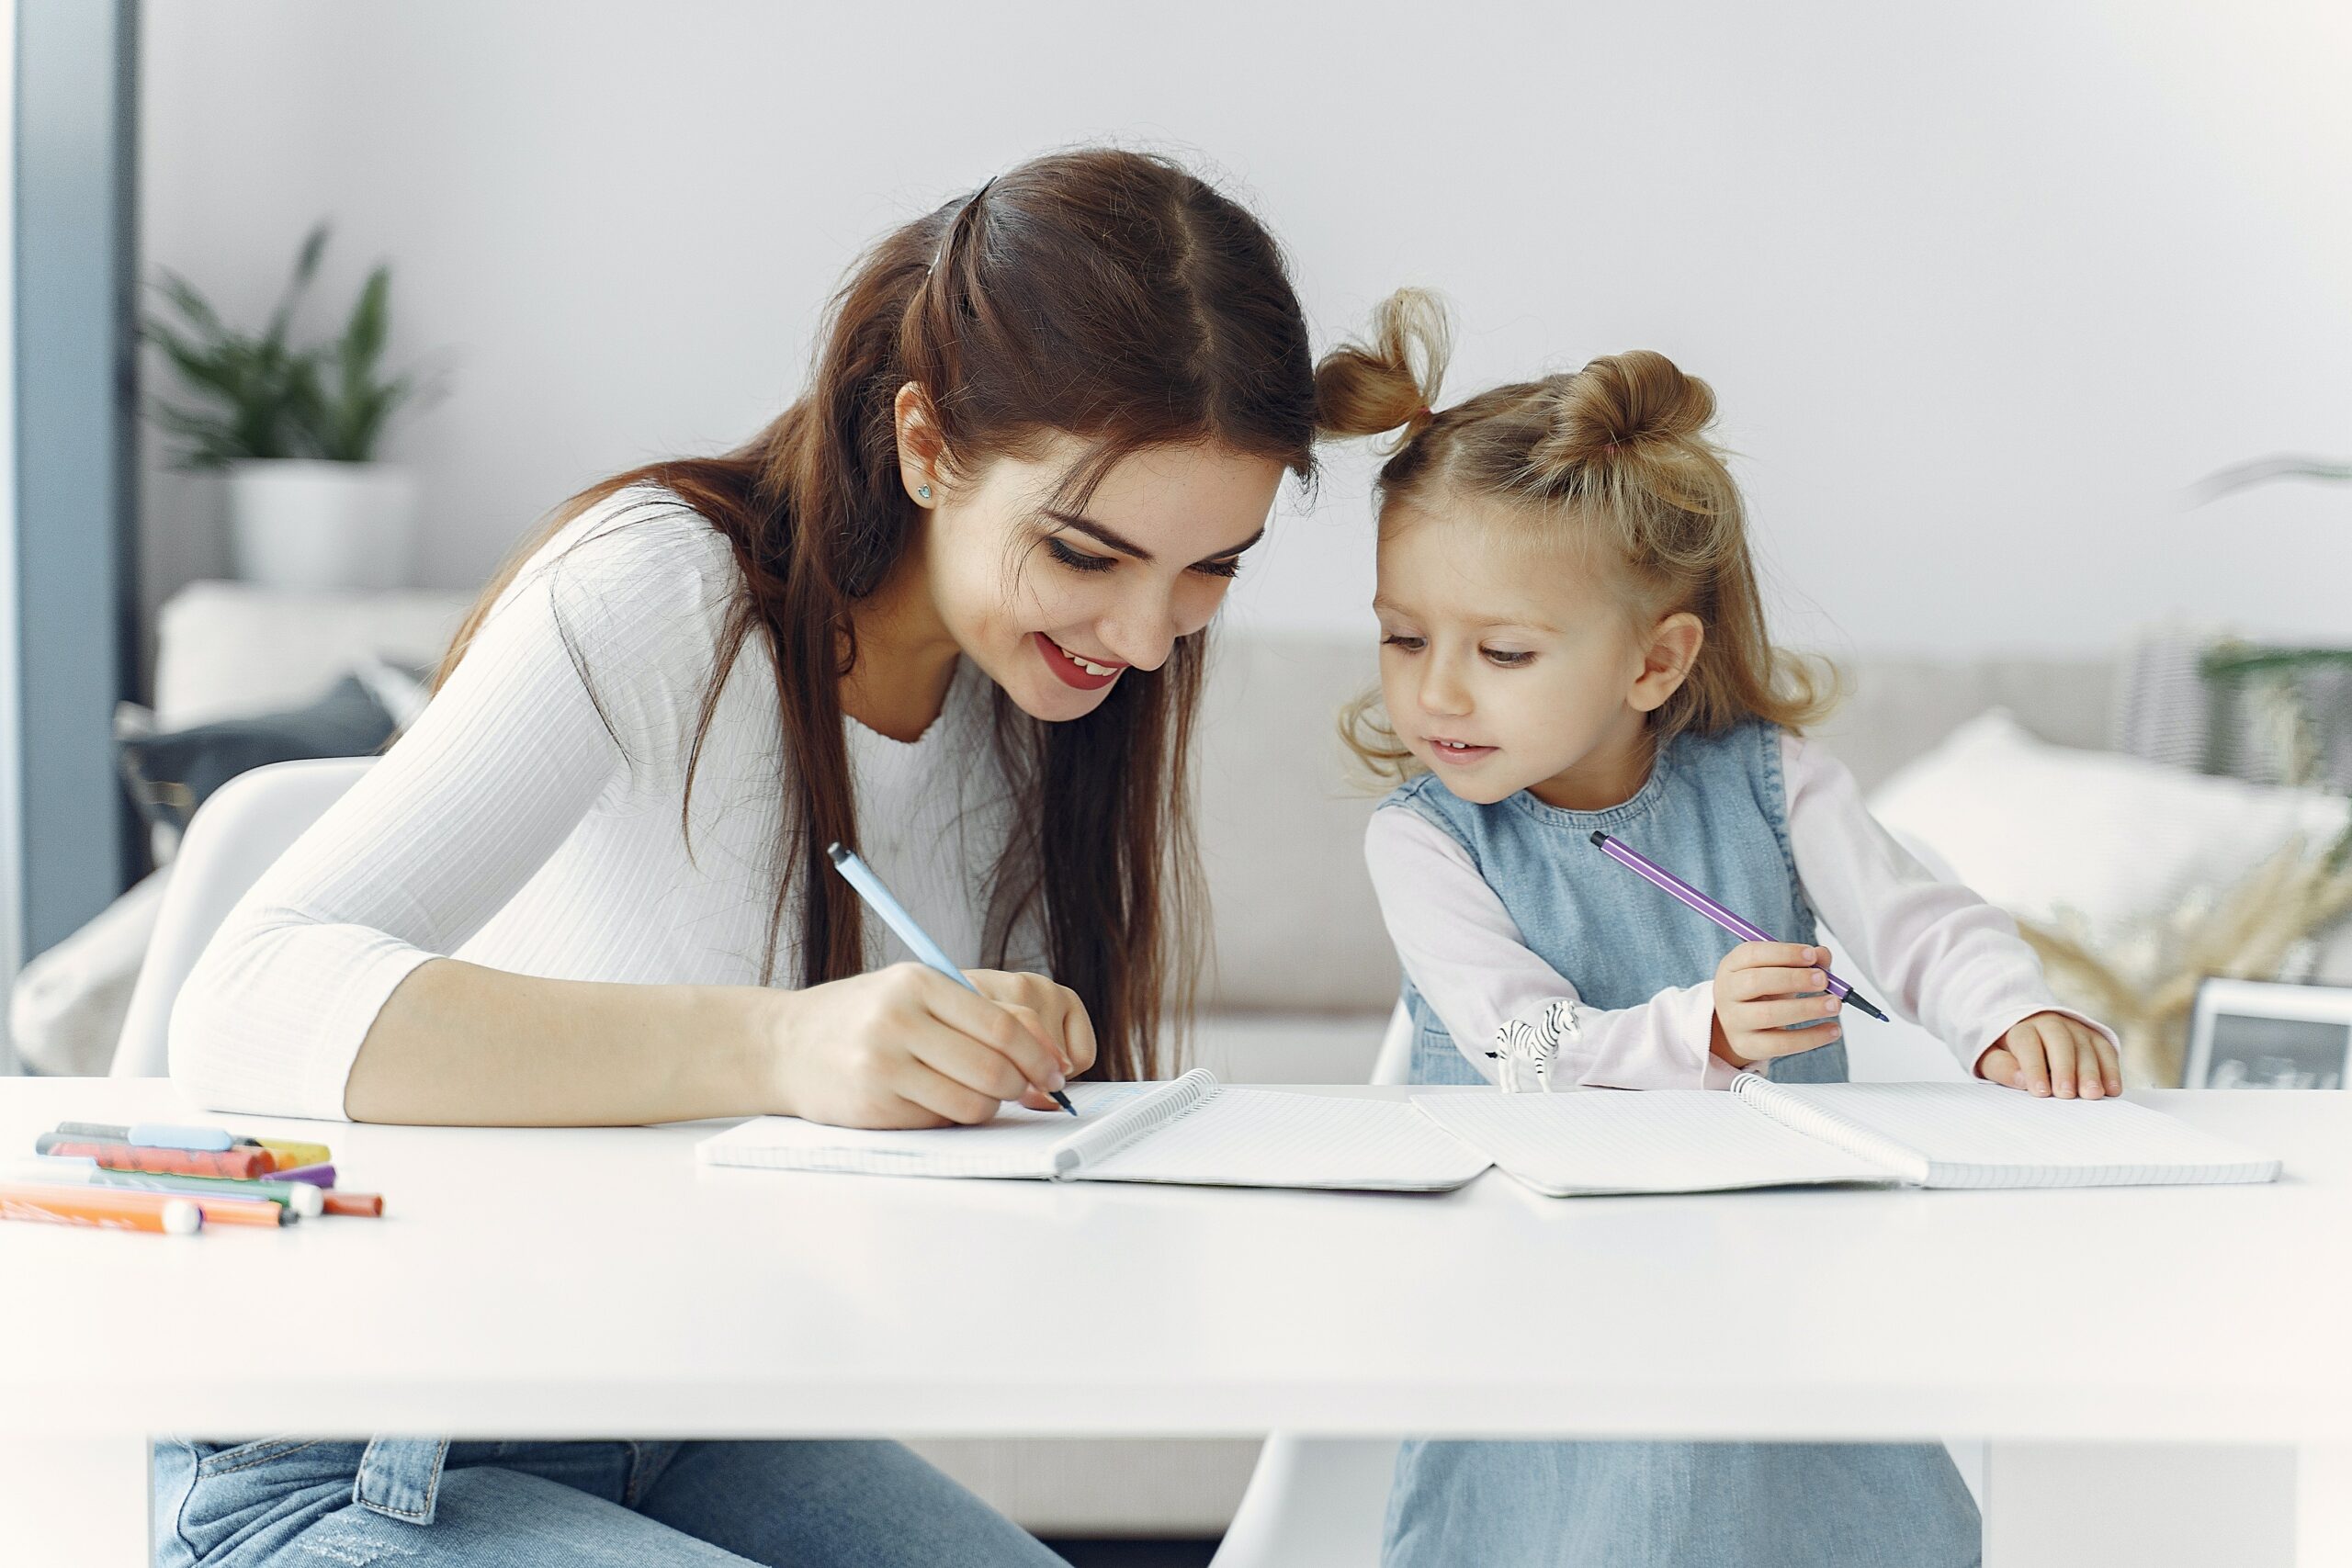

{"left": 825, "top": 841, "right": 1078, "bottom": 1115}
{"left": 129, "top": 1122, "right": 237, "bottom": 1152}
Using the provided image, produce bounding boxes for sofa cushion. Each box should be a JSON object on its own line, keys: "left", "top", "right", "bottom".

{"left": 119, "top": 675, "right": 396, "bottom": 834}
{"left": 1870, "top": 707, "right": 2350, "bottom": 949}
{"left": 1193, "top": 634, "right": 1398, "bottom": 1013}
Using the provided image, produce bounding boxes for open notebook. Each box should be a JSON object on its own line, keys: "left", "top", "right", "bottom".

{"left": 696, "top": 1070, "right": 1491, "bottom": 1191}
{"left": 1413, "top": 1078, "right": 2282, "bottom": 1197}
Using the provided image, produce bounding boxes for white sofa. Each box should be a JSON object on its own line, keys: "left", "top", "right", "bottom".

{"left": 107, "top": 581, "right": 2133, "bottom": 1537}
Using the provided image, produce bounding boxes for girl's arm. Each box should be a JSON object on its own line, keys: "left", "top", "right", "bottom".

{"left": 1780, "top": 733, "right": 2117, "bottom": 1079}
{"left": 1363, "top": 807, "right": 1734, "bottom": 1089}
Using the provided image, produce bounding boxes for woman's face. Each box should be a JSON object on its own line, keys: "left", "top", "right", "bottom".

{"left": 910, "top": 430, "right": 1286, "bottom": 722}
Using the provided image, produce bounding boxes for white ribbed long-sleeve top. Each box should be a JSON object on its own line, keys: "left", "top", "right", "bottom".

{"left": 170, "top": 490, "right": 1021, "bottom": 1121}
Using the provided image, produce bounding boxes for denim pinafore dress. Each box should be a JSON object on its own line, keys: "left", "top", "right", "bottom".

{"left": 1379, "top": 720, "right": 1980, "bottom": 1568}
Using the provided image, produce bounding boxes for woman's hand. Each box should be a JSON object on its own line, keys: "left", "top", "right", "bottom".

{"left": 763, "top": 964, "right": 1080, "bottom": 1128}
{"left": 1711, "top": 942, "right": 1845, "bottom": 1069}
{"left": 964, "top": 969, "right": 1098, "bottom": 1100}
{"left": 1977, "top": 1011, "right": 2122, "bottom": 1099}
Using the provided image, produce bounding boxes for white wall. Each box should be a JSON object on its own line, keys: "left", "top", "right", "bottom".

{"left": 139, "top": 0, "right": 2352, "bottom": 660}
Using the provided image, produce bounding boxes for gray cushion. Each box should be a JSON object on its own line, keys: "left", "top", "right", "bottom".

{"left": 118, "top": 674, "right": 395, "bottom": 833}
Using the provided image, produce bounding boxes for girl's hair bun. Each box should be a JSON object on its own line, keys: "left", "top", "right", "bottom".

{"left": 1530, "top": 349, "right": 1716, "bottom": 481}
{"left": 1316, "top": 288, "right": 1452, "bottom": 447}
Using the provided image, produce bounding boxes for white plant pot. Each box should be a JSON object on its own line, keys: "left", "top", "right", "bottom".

{"left": 224, "top": 460, "right": 419, "bottom": 592}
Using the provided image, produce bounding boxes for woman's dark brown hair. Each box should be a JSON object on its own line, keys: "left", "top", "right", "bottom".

{"left": 436, "top": 149, "right": 1318, "bottom": 1082}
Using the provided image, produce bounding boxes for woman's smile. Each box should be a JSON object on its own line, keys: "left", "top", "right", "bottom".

{"left": 1035, "top": 631, "right": 1126, "bottom": 691}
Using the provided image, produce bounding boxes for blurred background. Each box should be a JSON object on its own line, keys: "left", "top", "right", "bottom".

{"left": 134, "top": 2, "right": 2352, "bottom": 647}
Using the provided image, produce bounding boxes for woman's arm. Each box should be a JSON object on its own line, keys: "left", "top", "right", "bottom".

{"left": 1363, "top": 807, "right": 1728, "bottom": 1089}
{"left": 173, "top": 506, "right": 1075, "bottom": 1126}
{"left": 345, "top": 959, "right": 1075, "bottom": 1128}
{"left": 1781, "top": 733, "right": 2118, "bottom": 1078}
{"left": 172, "top": 505, "right": 751, "bottom": 1121}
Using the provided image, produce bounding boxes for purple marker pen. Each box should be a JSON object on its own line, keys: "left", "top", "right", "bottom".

{"left": 1587, "top": 830, "right": 1892, "bottom": 1023}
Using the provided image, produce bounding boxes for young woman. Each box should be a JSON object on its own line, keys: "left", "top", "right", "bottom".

{"left": 158, "top": 149, "right": 1325, "bottom": 1567}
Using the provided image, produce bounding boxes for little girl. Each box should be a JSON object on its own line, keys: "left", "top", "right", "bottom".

{"left": 1320, "top": 290, "right": 2121, "bottom": 1568}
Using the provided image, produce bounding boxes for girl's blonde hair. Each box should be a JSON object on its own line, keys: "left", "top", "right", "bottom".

{"left": 1318, "top": 288, "right": 1838, "bottom": 783}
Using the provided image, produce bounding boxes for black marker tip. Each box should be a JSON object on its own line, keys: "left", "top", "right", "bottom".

{"left": 1589, "top": 830, "right": 1608, "bottom": 848}
{"left": 1844, "top": 990, "right": 1893, "bottom": 1024}
{"left": 1054, "top": 1090, "right": 1079, "bottom": 1116}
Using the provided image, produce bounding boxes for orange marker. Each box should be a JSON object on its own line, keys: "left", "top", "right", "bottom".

{"left": 0, "top": 1182, "right": 202, "bottom": 1235}
{"left": 322, "top": 1190, "right": 384, "bottom": 1218}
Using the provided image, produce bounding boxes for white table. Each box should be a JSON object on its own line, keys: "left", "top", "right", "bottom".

{"left": 2, "top": 1078, "right": 2345, "bottom": 1565}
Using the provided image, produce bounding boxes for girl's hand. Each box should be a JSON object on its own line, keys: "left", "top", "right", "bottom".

{"left": 1977, "top": 1011, "right": 2122, "bottom": 1100}
{"left": 1711, "top": 942, "right": 1845, "bottom": 1068}
{"left": 763, "top": 964, "right": 1077, "bottom": 1128}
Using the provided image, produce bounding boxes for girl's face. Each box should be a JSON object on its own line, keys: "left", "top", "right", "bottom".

{"left": 912, "top": 427, "right": 1285, "bottom": 723}
{"left": 1374, "top": 491, "right": 1701, "bottom": 809}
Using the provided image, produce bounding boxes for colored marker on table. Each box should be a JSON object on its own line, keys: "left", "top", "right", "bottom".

{"left": 33, "top": 1135, "right": 275, "bottom": 1179}
{"left": 826, "top": 842, "right": 1078, "bottom": 1115}
{"left": 254, "top": 1138, "right": 334, "bottom": 1169}
{"left": 0, "top": 1180, "right": 202, "bottom": 1235}
{"left": 1587, "top": 830, "right": 1892, "bottom": 1024}
{"left": 3, "top": 1156, "right": 322, "bottom": 1218}
{"left": 267, "top": 1163, "right": 336, "bottom": 1189}
{"left": 55, "top": 1123, "right": 334, "bottom": 1169}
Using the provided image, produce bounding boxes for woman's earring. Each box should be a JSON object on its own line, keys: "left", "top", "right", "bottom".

{"left": 917, "top": 484, "right": 933, "bottom": 502}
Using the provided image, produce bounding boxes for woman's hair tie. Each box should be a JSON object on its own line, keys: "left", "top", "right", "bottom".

{"left": 932, "top": 175, "right": 999, "bottom": 274}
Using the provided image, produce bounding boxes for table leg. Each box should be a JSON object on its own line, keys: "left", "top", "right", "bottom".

{"left": 1984, "top": 1442, "right": 2298, "bottom": 1567}
{"left": 0, "top": 1435, "right": 149, "bottom": 1566}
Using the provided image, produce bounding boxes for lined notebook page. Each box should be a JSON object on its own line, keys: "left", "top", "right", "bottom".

{"left": 1079, "top": 1089, "right": 1491, "bottom": 1191}
{"left": 695, "top": 1081, "right": 1162, "bottom": 1179}
{"left": 1411, "top": 1090, "right": 1893, "bottom": 1197}
{"left": 1741, "top": 1081, "right": 2284, "bottom": 1190}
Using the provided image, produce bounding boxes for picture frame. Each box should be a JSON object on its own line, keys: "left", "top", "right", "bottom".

{"left": 2184, "top": 977, "right": 2352, "bottom": 1090}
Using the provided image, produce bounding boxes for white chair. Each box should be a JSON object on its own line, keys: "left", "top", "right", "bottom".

{"left": 111, "top": 757, "right": 375, "bottom": 1077}
{"left": 1208, "top": 1001, "right": 1412, "bottom": 1568}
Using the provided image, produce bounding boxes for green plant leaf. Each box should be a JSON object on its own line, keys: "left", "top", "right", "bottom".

{"left": 152, "top": 271, "right": 224, "bottom": 338}
{"left": 262, "top": 222, "right": 331, "bottom": 354}
{"left": 343, "top": 266, "right": 390, "bottom": 377}
{"left": 142, "top": 220, "right": 434, "bottom": 468}
{"left": 2190, "top": 456, "right": 2352, "bottom": 503}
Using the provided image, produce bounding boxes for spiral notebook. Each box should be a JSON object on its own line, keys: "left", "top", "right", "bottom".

{"left": 696, "top": 1070, "right": 1491, "bottom": 1191}
{"left": 1412, "top": 1078, "right": 2282, "bottom": 1197}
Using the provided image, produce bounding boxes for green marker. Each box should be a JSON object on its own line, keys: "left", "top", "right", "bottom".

{"left": 43, "top": 1159, "right": 326, "bottom": 1217}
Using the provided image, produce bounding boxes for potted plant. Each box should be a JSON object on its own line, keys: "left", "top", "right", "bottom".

{"left": 146, "top": 224, "right": 434, "bottom": 591}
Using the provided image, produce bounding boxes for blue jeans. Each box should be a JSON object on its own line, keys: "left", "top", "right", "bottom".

{"left": 152, "top": 1437, "right": 1069, "bottom": 1566}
